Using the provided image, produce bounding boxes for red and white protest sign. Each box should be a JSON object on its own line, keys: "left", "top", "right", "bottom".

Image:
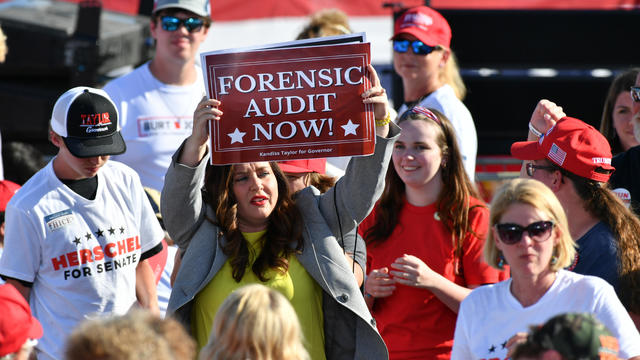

{"left": 201, "top": 40, "right": 373, "bottom": 165}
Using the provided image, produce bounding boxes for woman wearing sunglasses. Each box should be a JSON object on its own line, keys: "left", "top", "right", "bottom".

{"left": 451, "top": 178, "right": 640, "bottom": 360}
{"left": 362, "top": 107, "right": 507, "bottom": 359}
{"left": 391, "top": 6, "right": 477, "bottom": 182}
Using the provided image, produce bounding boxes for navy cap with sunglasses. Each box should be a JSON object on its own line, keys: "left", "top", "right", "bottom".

{"left": 160, "top": 16, "right": 205, "bottom": 33}
{"left": 393, "top": 39, "right": 440, "bottom": 56}
{"left": 495, "top": 220, "right": 555, "bottom": 245}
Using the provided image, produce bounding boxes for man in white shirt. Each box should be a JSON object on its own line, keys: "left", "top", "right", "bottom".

{"left": 103, "top": 0, "right": 211, "bottom": 191}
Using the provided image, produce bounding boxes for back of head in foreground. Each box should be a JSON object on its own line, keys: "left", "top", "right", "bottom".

{"left": 199, "top": 284, "right": 310, "bottom": 360}
{"left": 64, "top": 309, "right": 195, "bottom": 360}
{"left": 512, "top": 312, "right": 620, "bottom": 360}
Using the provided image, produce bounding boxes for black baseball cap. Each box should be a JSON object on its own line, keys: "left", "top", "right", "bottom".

{"left": 50, "top": 87, "right": 126, "bottom": 158}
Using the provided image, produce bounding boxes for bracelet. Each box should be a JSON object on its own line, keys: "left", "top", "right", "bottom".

{"left": 375, "top": 111, "right": 392, "bottom": 127}
{"left": 528, "top": 122, "right": 543, "bottom": 137}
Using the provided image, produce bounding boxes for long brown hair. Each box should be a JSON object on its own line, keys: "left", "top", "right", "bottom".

{"left": 203, "top": 162, "right": 304, "bottom": 282}
{"left": 599, "top": 68, "right": 640, "bottom": 154}
{"left": 364, "top": 107, "right": 480, "bottom": 274}
{"left": 559, "top": 167, "right": 640, "bottom": 313}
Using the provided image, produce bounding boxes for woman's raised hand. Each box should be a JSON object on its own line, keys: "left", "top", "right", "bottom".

{"left": 180, "top": 96, "right": 223, "bottom": 166}
{"left": 529, "top": 99, "right": 566, "bottom": 136}
{"left": 362, "top": 64, "right": 390, "bottom": 138}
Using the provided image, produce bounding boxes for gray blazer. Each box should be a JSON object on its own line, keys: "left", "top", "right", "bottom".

{"left": 162, "top": 124, "right": 399, "bottom": 360}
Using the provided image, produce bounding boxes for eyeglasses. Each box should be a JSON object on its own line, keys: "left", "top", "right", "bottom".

{"left": 393, "top": 40, "right": 439, "bottom": 55}
{"left": 495, "top": 220, "right": 555, "bottom": 245}
{"left": 630, "top": 86, "right": 640, "bottom": 103}
{"left": 160, "top": 16, "right": 204, "bottom": 33}
{"left": 526, "top": 163, "right": 556, "bottom": 177}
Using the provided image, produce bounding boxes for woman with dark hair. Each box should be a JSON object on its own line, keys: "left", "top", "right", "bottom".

{"left": 162, "top": 65, "right": 397, "bottom": 360}
{"left": 599, "top": 68, "right": 640, "bottom": 155}
{"left": 362, "top": 106, "right": 507, "bottom": 359}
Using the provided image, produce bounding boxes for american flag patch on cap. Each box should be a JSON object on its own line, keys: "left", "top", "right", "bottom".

{"left": 548, "top": 143, "right": 567, "bottom": 166}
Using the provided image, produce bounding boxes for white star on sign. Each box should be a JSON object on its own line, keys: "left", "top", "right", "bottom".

{"left": 228, "top": 128, "right": 246, "bottom": 144}
{"left": 341, "top": 119, "right": 359, "bottom": 136}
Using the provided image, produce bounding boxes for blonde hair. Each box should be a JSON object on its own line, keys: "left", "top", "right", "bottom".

{"left": 65, "top": 309, "right": 196, "bottom": 360}
{"left": 484, "top": 178, "right": 576, "bottom": 271}
{"left": 199, "top": 284, "right": 310, "bottom": 360}
{"left": 441, "top": 49, "right": 466, "bottom": 100}
{"left": 296, "top": 8, "right": 351, "bottom": 40}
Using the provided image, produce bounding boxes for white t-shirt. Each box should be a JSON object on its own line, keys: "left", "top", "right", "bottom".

{"left": 0, "top": 160, "right": 164, "bottom": 360}
{"left": 451, "top": 270, "right": 640, "bottom": 360}
{"left": 397, "top": 84, "right": 477, "bottom": 181}
{"left": 103, "top": 62, "right": 204, "bottom": 191}
{"left": 157, "top": 244, "right": 177, "bottom": 318}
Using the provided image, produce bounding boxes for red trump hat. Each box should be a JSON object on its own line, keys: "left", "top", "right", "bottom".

{"left": 0, "top": 180, "right": 20, "bottom": 213}
{"left": 511, "top": 117, "right": 615, "bottom": 183}
{"left": 392, "top": 6, "right": 451, "bottom": 48}
{"left": 0, "top": 284, "right": 43, "bottom": 356}
{"left": 277, "top": 159, "right": 326, "bottom": 174}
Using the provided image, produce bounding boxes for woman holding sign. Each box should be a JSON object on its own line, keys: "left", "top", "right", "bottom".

{"left": 362, "top": 107, "right": 508, "bottom": 359}
{"left": 162, "top": 64, "right": 396, "bottom": 360}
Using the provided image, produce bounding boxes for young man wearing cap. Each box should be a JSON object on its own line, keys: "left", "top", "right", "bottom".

{"left": 103, "top": 0, "right": 211, "bottom": 191}
{"left": 511, "top": 100, "right": 640, "bottom": 325}
{"left": 0, "top": 87, "right": 165, "bottom": 360}
{"left": 0, "top": 283, "right": 43, "bottom": 360}
{"left": 391, "top": 5, "right": 477, "bottom": 181}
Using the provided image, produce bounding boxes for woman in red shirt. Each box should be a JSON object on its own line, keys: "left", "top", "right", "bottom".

{"left": 362, "top": 106, "right": 509, "bottom": 359}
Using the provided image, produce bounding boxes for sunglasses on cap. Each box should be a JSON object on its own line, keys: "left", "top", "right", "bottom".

{"left": 631, "top": 86, "right": 640, "bottom": 103}
{"left": 160, "top": 16, "right": 204, "bottom": 33}
{"left": 393, "top": 40, "right": 439, "bottom": 55}
{"left": 495, "top": 220, "right": 555, "bottom": 245}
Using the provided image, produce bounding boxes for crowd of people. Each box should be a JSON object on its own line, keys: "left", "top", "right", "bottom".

{"left": 1, "top": 0, "right": 640, "bottom": 359}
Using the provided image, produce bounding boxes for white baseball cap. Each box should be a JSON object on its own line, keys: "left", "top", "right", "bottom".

{"left": 153, "top": 0, "right": 211, "bottom": 17}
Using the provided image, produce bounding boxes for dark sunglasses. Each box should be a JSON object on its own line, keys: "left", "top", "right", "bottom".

{"left": 631, "top": 86, "right": 640, "bottom": 103}
{"left": 526, "top": 163, "right": 556, "bottom": 177}
{"left": 495, "top": 220, "right": 555, "bottom": 245}
{"left": 160, "top": 16, "right": 204, "bottom": 33}
{"left": 393, "top": 40, "right": 439, "bottom": 55}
